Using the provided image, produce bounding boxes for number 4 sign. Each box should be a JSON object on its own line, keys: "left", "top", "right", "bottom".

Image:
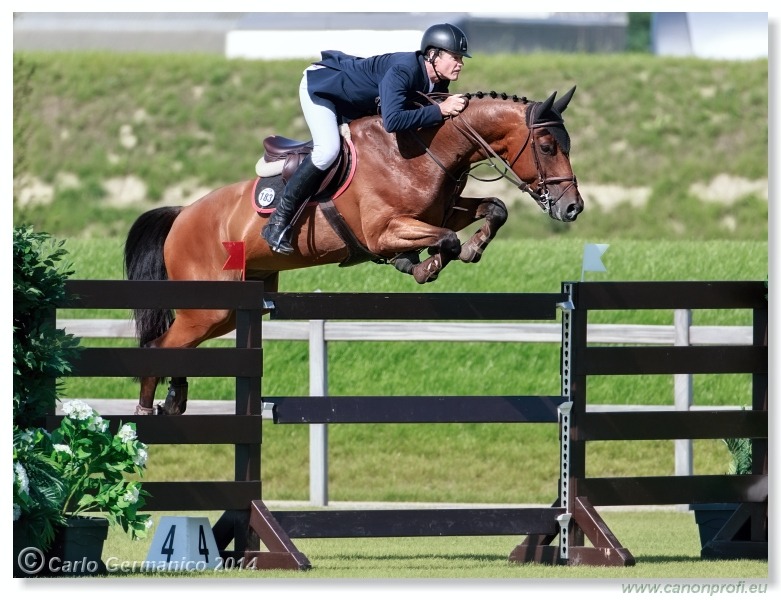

{"left": 145, "top": 517, "right": 221, "bottom": 571}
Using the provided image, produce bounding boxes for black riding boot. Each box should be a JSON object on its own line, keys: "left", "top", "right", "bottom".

{"left": 261, "top": 155, "right": 326, "bottom": 255}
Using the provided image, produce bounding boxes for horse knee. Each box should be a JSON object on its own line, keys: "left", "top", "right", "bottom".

{"left": 440, "top": 232, "right": 462, "bottom": 258}
{"left": 486, "top": 198, "right": 508, "bottom": 228}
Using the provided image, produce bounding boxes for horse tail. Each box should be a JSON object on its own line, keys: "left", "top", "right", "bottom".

{"left": 124, "top": 206, "right": 183, "bottom": 347}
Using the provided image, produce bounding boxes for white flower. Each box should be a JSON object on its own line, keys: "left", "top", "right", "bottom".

{"left": 123, "top": 486, "right": 140, "bottom": 504}
{"left": 53, "top": 444, "right": 73, "bottom": 456}
{"left": 13, "top": 504, "right": 21, "bottom": 521}
{"left": 14, "top": 462, "right": 29, "bottom": 495}
{"left": 134, "top": 447, "right": 148, "bottom": 467}
{"left": 61, "top": 400, "right": 95, "bottom": 421}
{"left": 118, "top": 424, "right": 137, "bottom": 442}
{"left": 144, "top": 517, "right": 154, "bottom": 530}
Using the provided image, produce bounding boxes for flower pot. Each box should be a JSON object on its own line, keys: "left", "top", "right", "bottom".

{"left": 43, "top": 516, "right": 109, "bottom": 576}
{"left": 690, "top": 503, "right": 739, "bottom": 549}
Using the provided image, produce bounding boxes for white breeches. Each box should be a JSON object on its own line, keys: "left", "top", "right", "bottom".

{"left": 299, "top": 68, "right": 341, "bottom": 170}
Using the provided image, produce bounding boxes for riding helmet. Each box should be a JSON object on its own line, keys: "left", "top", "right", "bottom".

{"left": 420, "top": 23, "right": 471, "bottom": 58}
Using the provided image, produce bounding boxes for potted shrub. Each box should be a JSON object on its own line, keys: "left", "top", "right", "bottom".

{"left": 12, "top": 227, "right": 152, "bottom": 577}
{"left": 13, "top": 401, "right": 152, "bottom": 576}
{"left": 691, "top": 437, "right": 751, "bottom": 552}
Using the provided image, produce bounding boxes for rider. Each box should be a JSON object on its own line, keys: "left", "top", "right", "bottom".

{"left": 261, "top": 22, "right": 472, "bottom": 255}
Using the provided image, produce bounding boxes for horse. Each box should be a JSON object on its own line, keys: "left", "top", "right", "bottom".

{"left": 124, "top": 87, "right": 583, "bottom": 415}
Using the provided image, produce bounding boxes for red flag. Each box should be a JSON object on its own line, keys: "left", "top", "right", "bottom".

{"left": 222, "top": 241, "right": 245, "bottom": 280}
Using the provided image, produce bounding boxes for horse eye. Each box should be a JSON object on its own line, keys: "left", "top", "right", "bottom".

{"left": 540, "top": 143, "right": 555, "bottom": 155}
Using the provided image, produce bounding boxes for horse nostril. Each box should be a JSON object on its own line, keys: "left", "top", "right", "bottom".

{"left": 566, "top": 202, "right": 581, "bottom": 220}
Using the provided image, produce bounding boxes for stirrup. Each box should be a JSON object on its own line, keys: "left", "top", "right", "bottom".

{"left": 264, "top": 224, "right": 294, "bottom": 254}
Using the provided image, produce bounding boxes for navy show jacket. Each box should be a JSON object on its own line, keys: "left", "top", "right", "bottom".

{"left": 306, "top": 50, "right": 451, "bottom": 133}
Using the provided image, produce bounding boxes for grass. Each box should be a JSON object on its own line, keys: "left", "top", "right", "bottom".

{"left": 13, "top": 52, "right": 768, "bottom": 241}
{"left": 96, "top": 509, "right": 767, "bottom": 580}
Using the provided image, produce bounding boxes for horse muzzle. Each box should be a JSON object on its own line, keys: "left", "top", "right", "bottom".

{"left": 537, "top": 179, "right": 583, "bottom": 222}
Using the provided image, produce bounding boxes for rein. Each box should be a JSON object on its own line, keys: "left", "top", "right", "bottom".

{"left": 418, "top": 92, "right": 576, "bottom": 216}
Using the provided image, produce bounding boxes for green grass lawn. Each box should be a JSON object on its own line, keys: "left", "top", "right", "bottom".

{"left": 97, "top": 509, "right": 767, "bottom": 580}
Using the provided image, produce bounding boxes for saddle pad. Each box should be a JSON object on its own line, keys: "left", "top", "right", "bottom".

{"left": 252, "top": 175, "right": 317, "bottom": 215}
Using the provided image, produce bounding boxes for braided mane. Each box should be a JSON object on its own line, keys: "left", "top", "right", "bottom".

{"left": 463, "top": 91, "right": 530, "bottom": 103}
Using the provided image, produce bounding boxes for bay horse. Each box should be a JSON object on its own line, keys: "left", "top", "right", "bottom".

{"left": 124, "top": 88, "right": 583, "bottom": 415}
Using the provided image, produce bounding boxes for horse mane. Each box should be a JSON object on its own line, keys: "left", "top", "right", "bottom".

{"left": 462, "top": 90, "right": 530, "bottom": 104}
{"left": 457, "top": 90, "right": 570, "bottom": 153}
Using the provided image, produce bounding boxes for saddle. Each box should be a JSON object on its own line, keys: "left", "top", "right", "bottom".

{"left": 255, "top": 123, "right": 353, "bottom": 192}
{"left": 253, "top": 128, "right": 381, "bottom": 267}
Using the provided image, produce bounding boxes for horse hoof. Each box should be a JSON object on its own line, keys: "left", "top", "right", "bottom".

{"left": 134, "top": 404, "right": 155, "bottom": 416}
{"left": 412, "top": 267, "right": 439, "bottom": 284}
{"left": 459, "top": 242, "right": 483, "bottom": 264}
{"left": 161, "top": 383, "right": 188, "bottom": 415}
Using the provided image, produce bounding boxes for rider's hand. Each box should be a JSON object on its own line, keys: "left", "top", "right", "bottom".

{"left": 440, "top": 94, "right": 467, "bottom": 118}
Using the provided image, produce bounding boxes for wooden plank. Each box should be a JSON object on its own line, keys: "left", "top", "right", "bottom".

{"left": 580, "top": 346, "right": 766, "bottom": 375}
{"left": 247, "top": 500, "right": 311, "bottom": 570}
{"left": 46, "top": 414, "right": 263, "bottom": 444}
{"left": 577, "top": 410, "right": 767, "bottom": 441}
{"left": 271, "top": 508, "right": 563, "bottom": 538}
{"left": 142, "top": 481, "right": 260, "bottom": 511}
{"left": 574, "top": 281, "right": 767, "bottom": 310}
{"left": 265, "top": 292, "right": 566, "bottom": 320}
{"left": 578, "top": 475, "right": 768, "bottom": 505}
{"left": 270, "top": 395, "right": 565, "bottom": 424}
{"left": 570, "top": 497, "right": 635, "bottom": 566}
{"left": 57, "top": 318, "right": 754, "bottom": 346}
{"left": 64, "top": 280, "right": 265, "bottom": 309}
{"left": 69, "top": 347, "right": 263, "bottom": 377}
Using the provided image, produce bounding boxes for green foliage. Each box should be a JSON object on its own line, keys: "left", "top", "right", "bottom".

{"left": 12, "top": 51, "right": 767, "bottom": 240}
{"left": 13, "top": 401, "right": 152, "bottom": 552}
{"left": 12, "top": 227, "right": 151, "bottom": 551}
{"left": 13, "top": 54, "right": 36, "bottom": 178}
{"left": 13, "top": 427, "right": 67, "bottom": 551}
{"left": 50, "top": 401, "right": 152, "bottom": 538}
{"left": 13, "top": 226, "right": 81, "bottom": 427}
{"left": 724, "top": 437, "right": 752, "bottom": 475}
{"left": 626, "top": 12, "right": 652, "bottom": 53}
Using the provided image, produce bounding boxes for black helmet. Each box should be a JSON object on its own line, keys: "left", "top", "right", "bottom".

{"left": 420, "top": 23, "right": 471, "bottom": 58}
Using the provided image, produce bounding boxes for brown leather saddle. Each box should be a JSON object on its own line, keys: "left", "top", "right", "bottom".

{"left": 255, "top": 134, "right": 382, "bottom": 267}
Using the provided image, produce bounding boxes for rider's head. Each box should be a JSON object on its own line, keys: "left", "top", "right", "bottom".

{"left": 421, "top": 23, "right": 471, "bottom": 58}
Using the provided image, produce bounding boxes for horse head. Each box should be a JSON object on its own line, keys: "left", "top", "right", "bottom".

{"left": 520, "top": 87, "right": 583, "bottom": 222}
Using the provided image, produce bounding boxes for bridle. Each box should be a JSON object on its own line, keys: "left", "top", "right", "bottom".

{"left": 417, "top": 93, "right": 577, "bottom": 216}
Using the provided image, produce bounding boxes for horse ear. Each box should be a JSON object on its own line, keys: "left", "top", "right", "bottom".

{"left": 537, "top": 91, "right": 557, "bottom": 119}
{"left": 553, "top": 86, "right": 576, "bottom": 114}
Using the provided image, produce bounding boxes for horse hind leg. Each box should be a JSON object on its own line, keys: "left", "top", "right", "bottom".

{"left": 135, "top": 376, "right": 187, "bottom": 416}
{"left": 136, "top": 376, "right": 160, "bottom": 415}
{"left": 161, "top": 377, "right": 189, "bottom": 416}
{"left": 138, "top": 308, "right": 235, "bottom": 415}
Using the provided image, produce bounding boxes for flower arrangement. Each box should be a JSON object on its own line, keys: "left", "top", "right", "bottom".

{"left": 13, "top": 400, "right": 153, "bottom": 552}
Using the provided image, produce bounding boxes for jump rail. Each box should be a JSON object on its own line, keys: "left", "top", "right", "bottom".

{"left": 48, "top": 280, "right": 767, "bottom": 569}
{"left": 48, "top": 280, "right": 265, "bottom": 559}
{"left": 511, "top": 281, "right": 768, "bottom": 565}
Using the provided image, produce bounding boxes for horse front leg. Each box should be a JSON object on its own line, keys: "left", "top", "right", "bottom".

{"left": 373, "top": 218, "right": 461, "bottom": 284}
{"left": 443, "top": 196, "right": 508, "bottom": 264}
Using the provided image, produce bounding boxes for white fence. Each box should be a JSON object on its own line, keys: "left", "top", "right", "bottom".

{"left": 58, "top": 312, "right": 751, "bottom": 506}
